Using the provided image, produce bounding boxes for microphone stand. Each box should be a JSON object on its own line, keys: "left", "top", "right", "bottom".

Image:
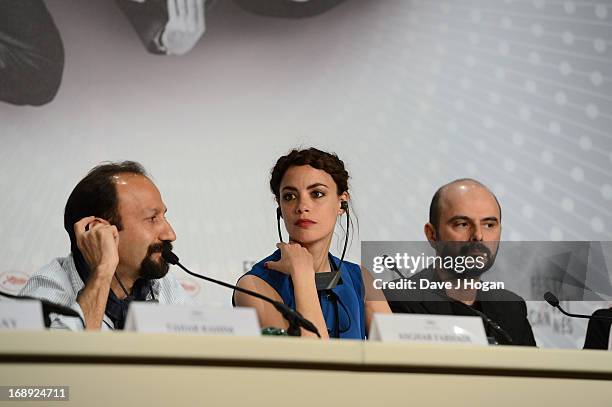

{"left": 0, "top": 290, "right": 85, "bottom": 328}
{"left": 384, "top": 261, "right": 513, "bottom": 344}
{"left": 442, "top": 293, "right": 513, "bottom": 345}
{"left": 162, "top": 250, "right": 320, "bottom": 338}
{"left": 544, "top": 292, "right": 612, "bottom": 321}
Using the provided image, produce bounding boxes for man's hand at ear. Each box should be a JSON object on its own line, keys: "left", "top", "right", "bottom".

{"left": 74, "top": 216, "right": 119, "bottom": 330}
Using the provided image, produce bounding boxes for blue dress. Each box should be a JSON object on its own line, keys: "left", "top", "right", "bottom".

{"left": 235, "top": 250, "right": 366, "bottom": 339}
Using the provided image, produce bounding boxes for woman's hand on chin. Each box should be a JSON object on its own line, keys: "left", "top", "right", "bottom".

{"left": 265, "top": 242, "right": 315, "bottom": 279}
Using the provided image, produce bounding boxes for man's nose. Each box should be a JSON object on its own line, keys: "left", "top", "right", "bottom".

{"left": 471, "top": 224, "right": 484, "bottom": 241}
{"left": 159, "top": 219, "right": 177, "bottom": 242}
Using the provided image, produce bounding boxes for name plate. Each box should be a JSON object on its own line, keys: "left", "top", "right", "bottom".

{"left": 369, "top": 313, "right": 488, "bottom": 345}
{"left": 124, "top": 303, "right": 260, "bottom": 336}
{"left": 0, "top": 300, "right": 44, "bottom": 331}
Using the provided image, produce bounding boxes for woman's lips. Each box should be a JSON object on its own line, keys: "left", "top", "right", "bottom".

{"left": 295, "top": 219, "right": 316, "bottom": 228}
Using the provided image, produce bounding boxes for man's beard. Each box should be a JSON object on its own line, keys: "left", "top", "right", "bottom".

{"left": 437, "top": 240, "right": 498, "bottom": 279}
{"left": 139, "top": 241, "right": 173, "bottom": 280}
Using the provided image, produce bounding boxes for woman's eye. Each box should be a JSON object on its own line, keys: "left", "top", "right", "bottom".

{"left": 282, "top": 193, "right": 295, "bottom": 201}
{"left": 312, "top": 190, "right": 325, "bottom": 198}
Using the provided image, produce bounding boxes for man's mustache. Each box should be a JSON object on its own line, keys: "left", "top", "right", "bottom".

{"left": 147, "top": 241, "right": 173, "bottom": 257}
{"left": 459, "top": 241, "right": 491, "bottom": 257}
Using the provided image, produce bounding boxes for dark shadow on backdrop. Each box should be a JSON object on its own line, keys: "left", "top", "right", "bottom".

{"left": 233, "top": 0, "right": 348, "bottom": 18}
{"left": 0, "top": 0, "right": 64, "bottom": 106}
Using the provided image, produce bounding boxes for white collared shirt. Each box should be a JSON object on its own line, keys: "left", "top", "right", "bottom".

{"left": 18, "top": 254, "right": 195, "bottom": 330}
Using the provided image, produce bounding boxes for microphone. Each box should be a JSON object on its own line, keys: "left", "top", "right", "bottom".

{"left": 383, "top": 260, "right": 512, "bottom": 344}
{"left": 444, "top": 295, "right": 514, "bottom": 345}
{"left": 382, "top": 255, "right": 410, "bottom": 280}
{"left": 0, "top": 290, "right": 85, "bottom": 328}
{"left": 544, "top": 291, "right": 612, "bottom": 321}
{"left": 162, "top": 250, "right": 321, "bottom": 338}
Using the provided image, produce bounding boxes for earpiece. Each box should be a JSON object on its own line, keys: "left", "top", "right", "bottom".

{"left": 340, "top": 201, "right": 348, "bottom": 211}
{"left": 276, "top": 207, "right": 284, "bottom": 242}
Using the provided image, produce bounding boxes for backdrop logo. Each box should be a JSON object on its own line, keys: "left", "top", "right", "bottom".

{"left": 178, "top": 278, "right": 201, "bottom": 297}
{"left": 0, "top": 271, "right": 29, "bottom": 294}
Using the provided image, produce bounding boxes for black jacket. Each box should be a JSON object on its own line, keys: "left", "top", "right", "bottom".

{"left": 385, "top": 268, "right": 537, "bottom": 346}
{"left": 583, "top": 308, "right": 612, "bottom": 350}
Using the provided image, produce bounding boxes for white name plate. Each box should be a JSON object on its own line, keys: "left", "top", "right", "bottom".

{"left": 124, "top": 303, "right": 260, "bottom": 336}
{"left": 0, "top": 299, "right": 44, "bottom": 331}
{"left": 369, "top": 313, "right": 488, "bottom": 345}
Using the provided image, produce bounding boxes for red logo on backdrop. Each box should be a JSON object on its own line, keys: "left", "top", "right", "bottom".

{"left": 0, "top": 271, "right": 30, "bottom": 294}
{"left": 178, "top": 278, "right": 201, "bottom": 297}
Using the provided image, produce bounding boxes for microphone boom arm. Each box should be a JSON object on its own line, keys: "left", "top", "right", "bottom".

{"left": 163, "top": 251, "right": 321, "bottom": 338}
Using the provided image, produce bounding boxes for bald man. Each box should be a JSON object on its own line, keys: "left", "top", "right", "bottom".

{"left": 386, "top": 178, "right": 536, "bottom": 346}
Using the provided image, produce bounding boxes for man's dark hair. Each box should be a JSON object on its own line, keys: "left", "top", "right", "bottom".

{"left": 429, "top": 178, "right": 502, "bottom": 231}
{"left": 64, "top": 161, "right": 148, "bottom": 253}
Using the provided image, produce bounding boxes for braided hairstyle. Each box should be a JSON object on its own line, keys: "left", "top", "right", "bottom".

{"left": 270, "top": 147, "right": 349, "bottom": 200}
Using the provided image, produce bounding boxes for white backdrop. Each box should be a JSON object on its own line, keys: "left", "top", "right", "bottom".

{"left": 1, "top": 0, "right": 611, "bottom": 348}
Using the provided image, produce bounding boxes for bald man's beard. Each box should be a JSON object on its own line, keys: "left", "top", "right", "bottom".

{"left": 139, "top": 241, "right": 173, "bottom": 280}
{"left": 436, "top": 241, "right": 498, "bottom": 279}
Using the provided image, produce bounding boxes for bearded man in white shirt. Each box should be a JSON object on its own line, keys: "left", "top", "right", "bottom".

{"left": 20, "top": 161, "right": 193, "bottom": 330}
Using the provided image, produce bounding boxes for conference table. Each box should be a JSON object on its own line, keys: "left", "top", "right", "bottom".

{"left": 0, "top": 331, "right": 611, "bottom": 406}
